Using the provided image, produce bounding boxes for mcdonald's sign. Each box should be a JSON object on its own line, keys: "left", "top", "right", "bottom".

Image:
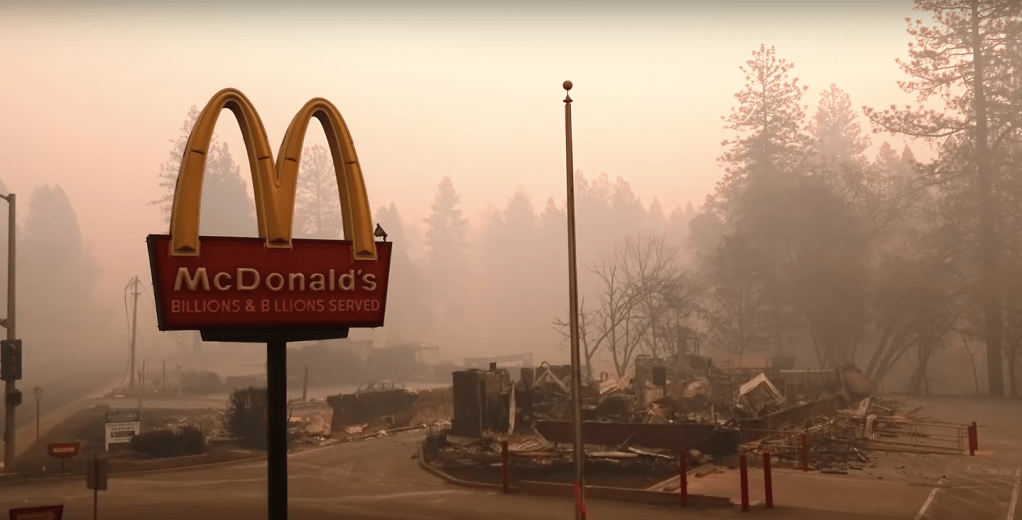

{"left": 147, "top": 88, "right": 392, "bottom": 341}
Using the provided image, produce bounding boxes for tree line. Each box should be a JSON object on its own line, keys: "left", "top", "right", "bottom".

{"left": 145, "top": 0, "right": 1022, "bottom": 398}
{"left": 566, "top": 0, "right": 1022, "bottom": 398}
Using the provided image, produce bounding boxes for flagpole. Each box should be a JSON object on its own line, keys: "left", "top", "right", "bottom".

{"left": 563, "top": 80, "right": 586, "bottom": 520}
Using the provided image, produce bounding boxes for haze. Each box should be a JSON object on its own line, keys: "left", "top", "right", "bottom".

{"left": 0, "top": 0, "right": 932, "bottom": 375}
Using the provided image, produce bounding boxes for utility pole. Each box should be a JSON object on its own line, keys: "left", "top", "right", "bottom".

{"left": 1, "top": 193, "right": 16, "bottom": 474}
{"left": 138, "top": 362, "right": 145, "bottom": 410}
{"left": 302, "top": 365, "right": 309, "bottom": 402}
{"left": 128, "top": 276, "right": 140, "bottom": 394}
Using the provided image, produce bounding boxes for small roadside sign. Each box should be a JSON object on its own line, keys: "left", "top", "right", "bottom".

{"left": 85, "top": 457, "right": 107, "bottom": 491}
{"left": 46, "top": 443, "right": 80, "bottom": 459}
{"left": 104, "top": 409, "right": 140, "bottom": 450}
{"left": 8, "top": 504, "right": 63, "bottom": 520}
{"left": 105, "top": 410, "right": 139, "bottom": 423}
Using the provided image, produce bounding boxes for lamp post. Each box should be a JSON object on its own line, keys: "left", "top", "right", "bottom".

{"left": 562, "top": 81, "right": 586, "bottom": 520}
{"left": 34, "top": 386, "right": 41, "bottom": 443}
{"left": 0, "top": 193, "right": 15, "bottom": 474}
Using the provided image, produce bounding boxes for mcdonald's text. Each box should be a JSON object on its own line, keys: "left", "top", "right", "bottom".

{"left": 147, "top": 235, "right": 392, "bottom": 330}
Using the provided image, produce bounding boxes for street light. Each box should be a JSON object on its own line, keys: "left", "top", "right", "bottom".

{"left": 562, "top": 81, "right": 587, "bottom": 520}
{"left": 0, "top": 193, "right": 16, "bottom": 474}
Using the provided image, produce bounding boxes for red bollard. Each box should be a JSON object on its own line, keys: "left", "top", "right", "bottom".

{"left": 763, "top": 452, "right": 773, "bottom": 509}
{"left": 739, "top": 454, "right": 749, "bottom": 512}
{"left": 972, "top": 421, "right": 979, "bottom": 452}
{"left": 799, "top": 433, "right": 810, "bottom": 471}
{"left": 968, "top": 424, "right": 976, "bottom": 456}
{"left": 501, "top": 440, "right": 510, "bottom": 493}
{"left": 679, "top": 452, "right": 688, "bottom": 507}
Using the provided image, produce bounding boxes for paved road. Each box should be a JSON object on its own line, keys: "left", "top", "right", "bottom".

{"left": 901, "top": 395, "right": 1022, "bottom": 520}
{"left": 2, "top": 429, "right": 934, "bottom": 520}
{"left": 5, "top": 394, "right": 1019, "bottom": 519}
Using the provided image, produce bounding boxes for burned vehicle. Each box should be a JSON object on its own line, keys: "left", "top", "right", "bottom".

{"left": 326, "top": 380, "right": 419, "bottom": 430}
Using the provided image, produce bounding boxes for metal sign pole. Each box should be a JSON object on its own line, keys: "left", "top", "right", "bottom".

{"left": 2, "top": 193, "right": 16, "bottom": 474}
{"left": 267, "top": 340, "right": 288, "bottom": 519}
{"left": 92, "top": 452, "right": 98, "bottom": 520}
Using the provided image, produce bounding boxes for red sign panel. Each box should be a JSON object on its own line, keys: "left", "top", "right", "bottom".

{"left": 147, "top": 236, "right": 392, "bottom": 330}
{"left": 46, "top": 443, "right": 80, "bottom": 458}
{"left": 9, "top": 505, "right": 63, "bottom": 520}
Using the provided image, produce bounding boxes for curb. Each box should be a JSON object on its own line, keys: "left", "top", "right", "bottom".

{"left": 0, "top": 453, "right": 269, "bottom": 487}
{"left": 3, "top": 423, "right": 429, "bottom": 487}
{"left": 417, "top": 443, "right": 509, "bottom": 492}
{"left": 416, "top": 440, "right": 732, "bottom": 508}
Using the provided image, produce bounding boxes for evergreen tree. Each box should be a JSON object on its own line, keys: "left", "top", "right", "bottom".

{"left": 20, "top": 185, "right": 102, "bottom": 358}
{"left": 200, "top": 142, "right": 257, "bottom": 237}
{"left": 151, "top": 107, "right": 257, "bottom": 237}
{"left": 423, "top": 176, "right": 469, "bottom": 344}
{"left": 715, "top": 44, "right": 811, "bottom": 216}
{"left": 808, "top": 84, "right": 870, "bottom": 167}
{"left": 374, "top": 202, "right": 430, "bottom": 343}
{"left": 293, "top": 144, "right": 342, "bottom": 239}
{"left": 864, "top": 0, "right": 1022, "bottom": 396}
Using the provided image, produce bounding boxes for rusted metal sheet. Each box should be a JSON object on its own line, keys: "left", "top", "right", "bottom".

{"left": 326, "top": 388, "right": 418, "bottom": 430}
{"left": 534, "top": 421, "right": 740, "bottom": 457}
{"left": 740, "top": 395, "right": 844, "bottom": 442}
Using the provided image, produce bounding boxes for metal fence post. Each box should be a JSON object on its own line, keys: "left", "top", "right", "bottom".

{"left": 679, "top": 451, "right": 688, "bottom": 507}
{"left": 501, "top": 440, "right": 510, "bottom": 494}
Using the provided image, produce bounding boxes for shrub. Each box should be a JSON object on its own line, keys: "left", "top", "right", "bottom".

{"left": 129, "top": 426, "right": 207, "bottom": 458}
{"left": 178, "top": 425, "right": 207, "bottom": 454}
{"left": 181, "top": 369, "right": 224, "bottom": 395}
{"left": 225, "top": 386, "right": 267, "bottom": 449}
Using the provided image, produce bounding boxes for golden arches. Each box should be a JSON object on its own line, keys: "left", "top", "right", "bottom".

{"left": 274, "top": 99, "right": 375, "bottom": 260}
{"left": 168, "top": 88, "right": 377, "bottom": 260}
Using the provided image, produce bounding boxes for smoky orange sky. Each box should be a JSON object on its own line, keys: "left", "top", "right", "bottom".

{"left": 1, "top": 0, "right": 933, "bottom": 353}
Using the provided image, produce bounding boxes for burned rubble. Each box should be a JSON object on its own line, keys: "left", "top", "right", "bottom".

{"left": 424, "top": 352, "right": 960, "bottom": 484}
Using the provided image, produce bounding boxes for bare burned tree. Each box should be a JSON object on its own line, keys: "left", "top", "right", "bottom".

{"left": 556, "top": 234, "right": 699, "bottom": 380}
{"left": 553, "top": 297, "right": 604, "bottom": 381}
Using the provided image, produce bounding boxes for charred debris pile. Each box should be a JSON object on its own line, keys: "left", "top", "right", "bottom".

{"left": 425, "top": 354, "right": 954, "bottom": 476}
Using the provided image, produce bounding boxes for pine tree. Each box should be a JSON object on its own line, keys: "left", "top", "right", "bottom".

{"left": 715, "top": 44, "right": 811, "bottom": 214}
{"left": 151, "top": 107, "right": 257, "bottom": 238}
{"left": 424, "top": 176, "right": 469, "bottom": 275}
{"left": 422, "top": 176, "right": 469, "bottom": 344}
{"left": 864, "top": 0, "right": 1022, "bottom": 396}
{"left": 20, "top": 185, "right": 101, "bottom": 355}
{"left": 293, "top": 144, "right": 342, "bottom": 239}
{"left": 808, "top": 84, "right": 870, "bottom": 167}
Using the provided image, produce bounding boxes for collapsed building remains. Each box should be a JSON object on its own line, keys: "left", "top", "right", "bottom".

{"left": 445, "top": 353, "right": 880, "bottom": 456}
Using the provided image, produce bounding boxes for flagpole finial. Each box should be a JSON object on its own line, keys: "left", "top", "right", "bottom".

{"left": 563, "top": 80, "right": 573, "bottom": 91}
